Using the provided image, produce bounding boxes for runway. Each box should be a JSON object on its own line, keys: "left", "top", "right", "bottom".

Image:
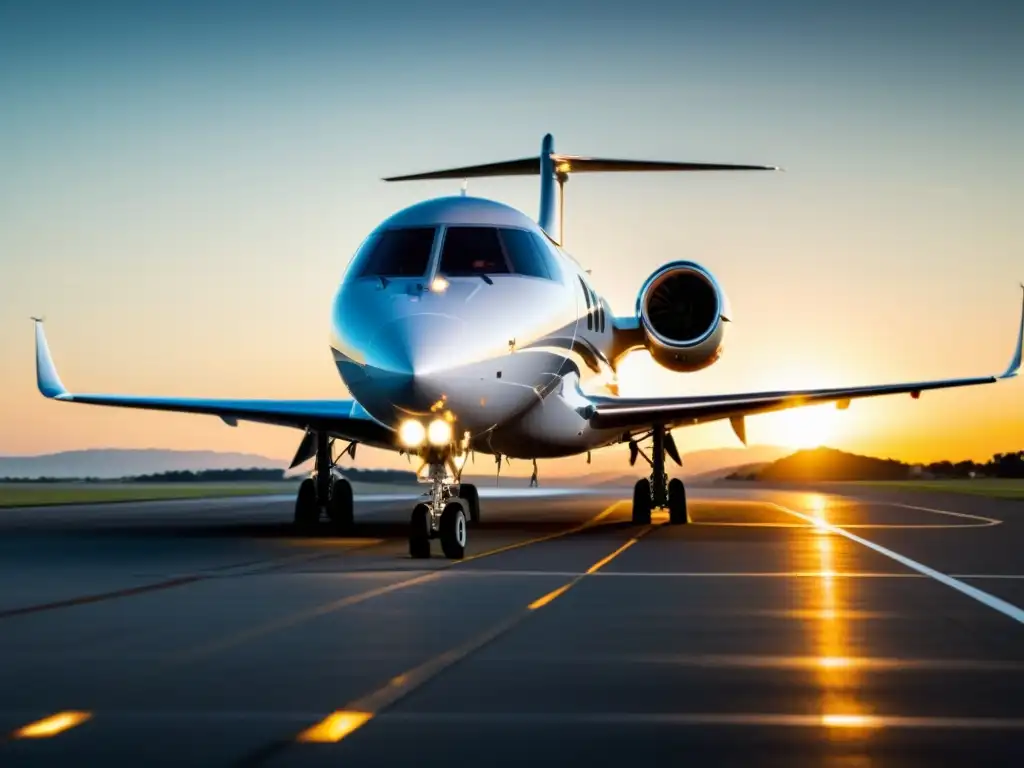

{"left": 1, "top": 485, "right": 1023, "bottom": 766}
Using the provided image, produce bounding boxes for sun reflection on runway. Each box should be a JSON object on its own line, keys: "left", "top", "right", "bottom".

{"left": 799, "top": 495, "right": 875, "bottom": 737}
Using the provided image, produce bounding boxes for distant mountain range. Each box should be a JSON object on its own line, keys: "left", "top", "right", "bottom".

{"left": 0, "top": 444, "right": 791, "bottom": 482}
{"left": 727, "top": 446, "right": 1024, "bottom": 481}
{"left": 0, "top": 449, "right": 284, "bottom": 479}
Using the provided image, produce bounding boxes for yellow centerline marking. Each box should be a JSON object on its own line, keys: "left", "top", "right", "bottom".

{"left": 297, "top": 710, "right": 373, "bottom": 743}
{"left": 11, "top": 711, "right": 91, "bottom": 739}
{"left": 292, "top": 504, "right": 653, "bottom": 747}
{"left": 458, "top": 501, "right": 625, "bottom": 565}
{"left": 527, "top": 523, "right": 655, "bottom": 612}
{"left": 586, "top": 538, "right": 640, "bottom": 575}
{"left": 526, "top": 583, "right": 574, "bottom": 610}
{"left": 173, "top": 501, "right": 627, "bottom": 663}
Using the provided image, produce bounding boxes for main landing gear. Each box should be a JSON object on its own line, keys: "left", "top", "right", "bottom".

{"left": 408, "top": 461, "right": 480, "bottom": 561}
{"left": 293, "top": 431, "right": 354, "bottom": 534}
{"left": 629, "top": 424, "right": 688, "bottom": 526}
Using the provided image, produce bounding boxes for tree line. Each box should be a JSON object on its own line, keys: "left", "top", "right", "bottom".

{"left": 0, "top": 467, "right": 421, "bottom": 484}
{"left": 922, "top": 452, "right": 1024, "bottom": 479}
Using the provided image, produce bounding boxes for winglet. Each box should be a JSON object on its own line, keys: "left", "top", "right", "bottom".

{"left": 33, "top": 319, "right": 69, "bottom": 398}
{"left": 998, "top": 284, "right": 1024, "bottom": 379}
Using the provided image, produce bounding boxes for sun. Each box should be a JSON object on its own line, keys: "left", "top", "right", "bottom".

{"left": 762, "top": 405, "right": 839, "bottom": 449}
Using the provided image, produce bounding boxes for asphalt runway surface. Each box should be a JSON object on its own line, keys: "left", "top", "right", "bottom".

{"left": 1, "top": 485, "right": 1023, "bottom": 766}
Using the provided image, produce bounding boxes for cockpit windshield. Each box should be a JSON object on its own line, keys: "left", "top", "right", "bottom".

{"left": 439, "top": 226, "right": 554, "bottom": 280}
{"left": 352, "top": 227, "right": 435, "bottom": 278}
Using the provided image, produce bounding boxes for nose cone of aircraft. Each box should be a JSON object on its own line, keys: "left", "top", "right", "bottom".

{"left": 365, "top": 314, "right": 468, "bottom": 412}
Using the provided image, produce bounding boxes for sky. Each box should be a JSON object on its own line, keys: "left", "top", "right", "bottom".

{"left": 1, "top": 0, "right": 1022, "bottom": 474}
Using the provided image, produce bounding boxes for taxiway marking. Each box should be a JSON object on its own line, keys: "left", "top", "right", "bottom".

{"left": 175, "top": 500, "right": 628, "bottom": 663}
{"left": 772, "top": 503, "right": 1024, "bottom": 626}
{"left": 279, "top": 519, "right": 655, "bottom": 756}
{"left": 10, "top": 711, "right": 92, "bottom": 739}
{"left": 376, "top": 711, "right": 1024, "bottom": 730}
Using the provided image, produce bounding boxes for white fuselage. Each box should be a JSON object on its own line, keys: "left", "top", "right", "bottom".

{"left": 330, "top": 196, "right": 625, "bottom": 458}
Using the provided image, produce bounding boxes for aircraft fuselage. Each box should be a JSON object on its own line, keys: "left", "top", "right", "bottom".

{"left": 330, "top": 196, "right": 625, "bottom": 458}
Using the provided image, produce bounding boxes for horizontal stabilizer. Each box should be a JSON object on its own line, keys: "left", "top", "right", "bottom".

{"left": 384, "top": 155, "right": 780, "bottom": 181}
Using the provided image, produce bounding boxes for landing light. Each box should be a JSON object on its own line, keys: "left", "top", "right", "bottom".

{"left": 430, "top": 276, "right": 449, "bottom": 293}
{"left": 428, "top": 418, "right": 453, "bottom": 446}
{"left": 399, "top": 419, "right": 426, "bottom": 448}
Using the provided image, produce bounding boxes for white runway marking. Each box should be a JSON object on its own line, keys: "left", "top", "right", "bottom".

{"left": 353, "top": 487, "right": 604, "bottom": 504}
{"left": 380, "top": 711, "right": 1024, "bottom": 730}
{"left": 471, "top": 652, "right": 1024, "bottom": 671}
{"left": 881, "top": 502, "right": 1002, "bottom": 527}
{"left": 772, "top": 503, "right": 1024, "bottom": 626}
{"left": 445, "top": 569, "right": 924, "bottom": 579}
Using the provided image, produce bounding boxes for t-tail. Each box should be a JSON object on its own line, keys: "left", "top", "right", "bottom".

{"left": 383, "top": 133, "right": 781, "bottom": 245}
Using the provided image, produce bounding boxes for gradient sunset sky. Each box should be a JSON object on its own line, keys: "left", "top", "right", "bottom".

{"left": 1, "top": 0, "right": 1021, "bottom": 473}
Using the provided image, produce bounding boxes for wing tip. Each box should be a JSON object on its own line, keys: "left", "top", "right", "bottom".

{"left": 997, "top": 283, "right": 1024, "bottom": 379}
{"left": 33, "top": 320, "right": 68, "bottom": 399}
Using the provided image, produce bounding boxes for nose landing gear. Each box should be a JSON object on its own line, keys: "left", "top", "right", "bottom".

{"left": 407, "top": 459, "right": 478, "bottom": 560}
{"left": 629, "top": 425, "right": 688, "bottom": 525}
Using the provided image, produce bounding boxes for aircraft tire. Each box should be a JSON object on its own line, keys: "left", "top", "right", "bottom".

{"left": 440, "top": 500, "right": 468, "bottom": 560}
{"left": 632, "top": 479, "right": 652, "bottom": 525}
{"left": 668, "top": 478, "right": 688, "bottom": 524}
{"left": 294, "top": 478, "right": 319, "bottom": 531}
{"left": 327, "top": 478, "right": 354, "bottom": 531}
{"left": 459, "top": 483, "right": 481, "bottom": 525}
{"left": 409, "top": 503, "right": 431, "bottom": 559}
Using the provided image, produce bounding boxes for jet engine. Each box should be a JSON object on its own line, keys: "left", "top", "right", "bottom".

{"left": 637, "top": 261, "right": 729, "bottom": 372}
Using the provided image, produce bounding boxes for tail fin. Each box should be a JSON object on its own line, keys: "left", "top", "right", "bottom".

{"left": 383, "top": 134, "right": 780, "bottom": 245}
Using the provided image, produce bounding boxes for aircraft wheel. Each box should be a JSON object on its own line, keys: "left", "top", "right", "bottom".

{"left": 632, "top": 479, "right": 652, "bottom": 525}
{"left": 440, "top": 500, "right": 468, "bottom": 560}
{"left": 409, "top": 502, "right": 431, "bottom": 559}
{"left": 327, "top": 478, "right": 354, "bottom": 531}
{"left": 294, "top": 478, "right": 320, "bottom": 532}
{"left": 668, "top": 478, "right": 688, "bottom": 524}
{"left": 459, "top": 483, "right": 481, "bottom": 525}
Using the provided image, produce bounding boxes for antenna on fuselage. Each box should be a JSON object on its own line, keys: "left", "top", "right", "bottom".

{"left": 460, "top": 179, "right": 468, "bottom": 197}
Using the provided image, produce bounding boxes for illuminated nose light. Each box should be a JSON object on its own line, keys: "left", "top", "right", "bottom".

{"left": 13, "top": 711, "right": 92, "bottom": 739}
{"left": 430, "top": 276, "right": 449, "bottom": 293}
{"left": 399, "top": 419, "right": 426, "bottom": 448}
{"left": 427, "top": 418, "right": 453, "bottom": 446}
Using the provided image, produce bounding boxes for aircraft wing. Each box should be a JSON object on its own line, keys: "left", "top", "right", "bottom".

{"left": 588, "top": 287, "right": 1024, "bottom": 435}
{"left": 32, "top": 322, "right": 397, "bottom": 450}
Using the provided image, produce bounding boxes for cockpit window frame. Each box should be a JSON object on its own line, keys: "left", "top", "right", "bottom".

{"left": 350, "top": 225, "right": 439, "bottom": 281}
{"left": 432, "top": 224, "right": 561, "bottom": 283}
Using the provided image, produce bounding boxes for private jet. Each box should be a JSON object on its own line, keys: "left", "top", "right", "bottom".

{"left": 34, "top": 134, "right": 1024, "bottom": 559}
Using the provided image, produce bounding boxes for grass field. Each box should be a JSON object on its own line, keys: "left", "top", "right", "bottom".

{"left": 0, "top": 480, "right": 430, "bottom": 508}
{"left": 846, "top": 479, "right": 1024, "bottom": 499}
{"left": 0, "top": 482, "right": 302, "bottom": 508}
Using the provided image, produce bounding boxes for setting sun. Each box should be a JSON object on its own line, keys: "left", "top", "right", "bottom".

{"left": 757, "top": 405, "right": 843, "bottom": 449}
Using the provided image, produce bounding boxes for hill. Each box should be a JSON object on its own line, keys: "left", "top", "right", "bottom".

{"left": 729, "top": 447, "right": 911, "bottom": 482}
{"left": 674, "top": 445, "right": 791, "bottom": 479}
{"left": 0, "top": 449, "right": 283, "bottom": 480}
{"left": 730, "top": 447, "right": 1024, "bottom": 482}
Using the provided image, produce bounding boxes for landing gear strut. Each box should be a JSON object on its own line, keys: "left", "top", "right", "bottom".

{"left": 293, "top": 431, "right": 354, "bottom": 533}
{"left": 629, "top": 424, "right": 688, "bottom": 525}
{"left": 408, "top": 460, "right": 475, "bottom": 560}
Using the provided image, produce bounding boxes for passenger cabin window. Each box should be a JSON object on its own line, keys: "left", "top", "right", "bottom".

{"left": 439, "top": 226, "right": 555, "bottom": 280}
{"left": 353, "top": 227, "right": 435, "bottom": 278}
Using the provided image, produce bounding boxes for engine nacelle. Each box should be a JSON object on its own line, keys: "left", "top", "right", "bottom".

{"left": 637, "top": 261, "right": 729, "bottom": 372}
